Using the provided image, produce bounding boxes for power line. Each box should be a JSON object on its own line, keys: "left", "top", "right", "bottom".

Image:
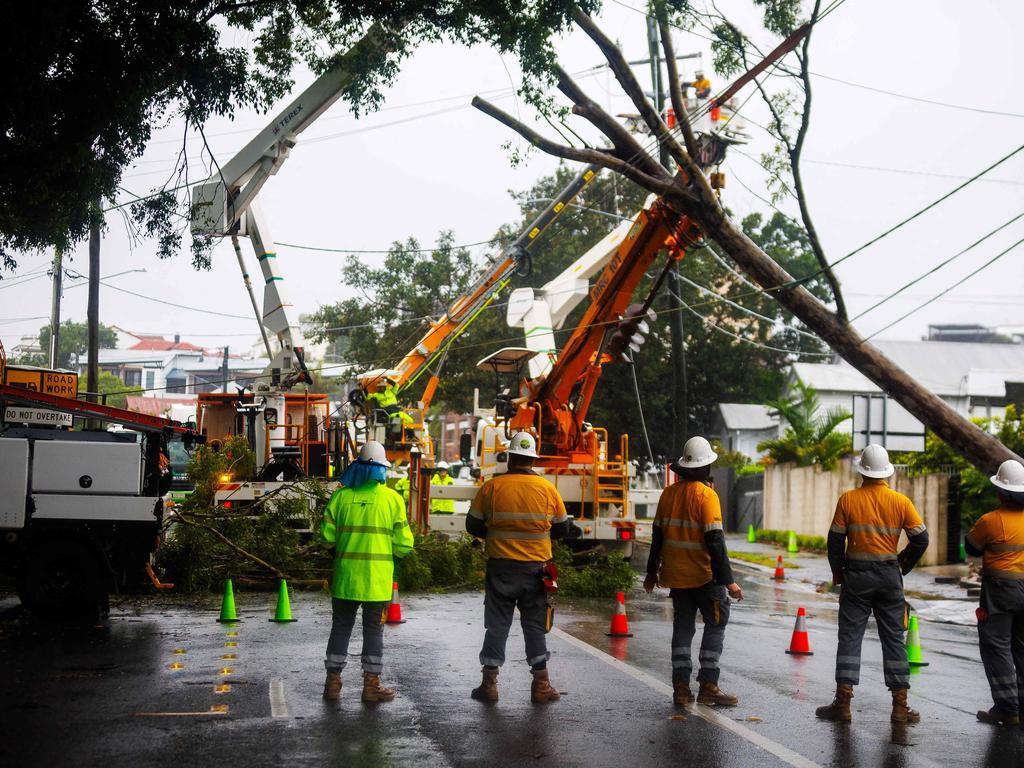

{"left": 802, "top": 158, "right": 1024, "bottom": 187}
{"left": 98, "top": 282, "right": 254, "bottom": 320}
{"left": 275, "top": 237, "right": 504, "bottom": 255}
{"left": 864, "top": 235, "right": 1024, "bottom": 341}
{"left": 850, "top": 211, "right": 1024, "bottom": 322}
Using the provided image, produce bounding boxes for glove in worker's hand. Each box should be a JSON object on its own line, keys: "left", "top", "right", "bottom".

{"left": 643, "top": 574, "right": 657, "bottom": 593}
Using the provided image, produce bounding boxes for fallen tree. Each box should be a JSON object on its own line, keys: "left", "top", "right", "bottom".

{"left": 473, "top": 4, "right": 1019, "bottom": 472}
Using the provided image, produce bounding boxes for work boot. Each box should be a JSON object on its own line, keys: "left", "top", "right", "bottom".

{"left": 697, "top": 681, "right": 738, "bottom": 707}
{"left": 471, "top": 667, "right": 499, "bottom": 703}
{"left": 890, "top": 688, "right": 920, "bottom": 724}
{"left": 815, "top": 684, "right": 854, "bottom": 722}
{"left": 322, "top": 671, "right": 342, "bottom": 701}
{"left": 673, "top": 681, "right": 694, "bottom": 706}
{"left": 361, "top": 672, "right": 395, "bottom": 703}
{"left": 530, "top": 669, "right": 561, "bottom": 703}
{"left": 976, "top": 706, "right": 1019, "bottom": 727}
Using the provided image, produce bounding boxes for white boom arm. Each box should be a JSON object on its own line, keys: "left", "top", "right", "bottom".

{"left": 190, "top": 57, "right": 362, "bottom": 385}
{"left": 505, "top": 200, "right": 655, "bottom": 379}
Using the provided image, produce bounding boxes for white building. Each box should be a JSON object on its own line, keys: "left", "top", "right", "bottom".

{"left": 709, "top": 403, "right": 780, "bottom": 460}
{"left": 789, "top": 339, "right": 1024, "bottom": 430}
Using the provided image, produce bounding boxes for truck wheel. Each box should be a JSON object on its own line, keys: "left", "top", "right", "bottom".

{"left": 19, "top": 540, "right": 105, "bottom": 621}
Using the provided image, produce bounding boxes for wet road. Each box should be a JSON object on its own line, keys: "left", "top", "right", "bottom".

{"left": 1, "top": 565, "right": 1022, "bottom": 767}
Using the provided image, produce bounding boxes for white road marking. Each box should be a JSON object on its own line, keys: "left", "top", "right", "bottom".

{"left": 552, "top": 628, "right": 821, "bottom": 768}
{"left": 269, "top": 678, "right": 290, "bottom": 719}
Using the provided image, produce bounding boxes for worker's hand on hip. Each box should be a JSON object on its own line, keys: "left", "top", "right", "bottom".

{"left": 726, "top": 582, "right": 743, "bottom": 601}
{"left": 643, "top": 574, "right": 657, "bottom": 593}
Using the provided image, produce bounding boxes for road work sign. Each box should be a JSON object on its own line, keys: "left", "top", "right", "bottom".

{"left": 2, "top": 367, "right": 79, "bottom": 398}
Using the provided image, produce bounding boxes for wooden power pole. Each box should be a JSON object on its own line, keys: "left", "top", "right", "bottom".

{"left": 48, "top": 248, "right": 63, "bottom": 368}
{"left": 87, "top": 217, "right": 100, "bottom": 403}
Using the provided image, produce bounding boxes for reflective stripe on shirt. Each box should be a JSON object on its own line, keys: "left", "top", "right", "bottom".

{"left": 335, "top": 552, "right": 395, "bottom": 562}
{"left": 337, "top": 525, "right": 393, "bottom": 536}
{"left": 847, "top": 524, "right": 904, "bottom": 535}
{"left": 487, "top": 529, "right": 550, "bottom": 541}
{"left": 846, "top": 551, "right": 898, "bottom": 562}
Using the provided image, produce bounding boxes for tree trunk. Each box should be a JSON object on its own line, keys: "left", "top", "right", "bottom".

{"left": 691, "top": 202, "right": 1020, "bottom": 471}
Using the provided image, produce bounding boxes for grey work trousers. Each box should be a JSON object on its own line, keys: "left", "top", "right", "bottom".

{"left": 479, "top": 559, "right": 550, "bottom": 669}
{"left": 977, "top": 577, "right": 1024, "bottom": 715}
{"left": 325, "top": 598, "right": 389, "bottom": 674}
{"left": 836, "top": 564, "right": 909, "bottom": 689}
{"left": 671, "top": 583, "right": 731, "bottom": 685}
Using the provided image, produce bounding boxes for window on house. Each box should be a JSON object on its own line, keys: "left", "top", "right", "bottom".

{"left": 123, "top": 368, "right": 142, "bottom": 388}
{"left": 166, "top": 377, "right": 187, "bottom": 394}
{"left": 144, "top": 370, "right": 156, "bottom": 391}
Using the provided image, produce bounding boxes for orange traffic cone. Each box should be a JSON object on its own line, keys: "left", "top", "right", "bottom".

{"left": 386, "top": 582, "right": 406, "bottom": 624}
{"left": 785, "top": 606, "right": 813, "bottom": 655}
{"left": 773, "top": 555, "right": 785, "bottom": 581}
{"left": 606, "top": 591, "right": 634, "bottom": 637}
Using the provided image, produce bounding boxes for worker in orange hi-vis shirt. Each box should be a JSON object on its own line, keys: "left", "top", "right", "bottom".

{"left": 644, "top": 436, "right": 743, "bottom": 709}
{"left": 816, "top": 444, "right": 929, "bottom": 725}
{"left": 966, "top": 459, "right": 1024, "bottom": 728}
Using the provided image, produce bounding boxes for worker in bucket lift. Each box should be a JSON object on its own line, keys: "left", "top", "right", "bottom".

{"left": 692, "top": 70, "right": 711, "bottom": 99}
{"left": 431, "top": 461, "right": 455, "bottom": 514}
{"left": 321, "top": 441, "right": 414, "bottom": 704}
{"left": 645, "top": 436, "right": 743, "bottom": 707}
{"left": 966, "top": 459, "right": 1024, "bottom": 727}
{"left": 466, "top": 432, "right": 574, "bottom": 704}
{"left": 816, "top": 444, "right": 929, "bottom": 724}
{"left": 367, "top": 375, "right": 413, "bottom": 430}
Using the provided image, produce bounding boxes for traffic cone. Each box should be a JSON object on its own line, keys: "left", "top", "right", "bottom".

{"left": 269, "top": 579, "right": 297, "bottom": 623}
{"left": 785, "top": 606, "right": 813, "bottom": 655}
{"left": 747, "top": 524, "right": 756, "bottom": 543}
{"left": 906, "top": 614, "right": 929, "bottom": 667}
{"left": 959, "top": 538, "right": 967, "bottom": 563}
{"left": 787, "top": 531, "right": 799, "bottom": 554}
{"left": 386, "top": 582, "right": 406, "bottom": 624}
{"left": 773, "top": 555, "right": 785, "bottom": 581}
{"left": 217, "top": 579, "right": 240, "bottom": 623}
{"left": 606, "top": 591, "right": 634, "bottom": 637}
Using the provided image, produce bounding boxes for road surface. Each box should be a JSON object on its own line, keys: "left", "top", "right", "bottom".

{"left": 0, "top": 563, "right": 1020, "bottom": 767}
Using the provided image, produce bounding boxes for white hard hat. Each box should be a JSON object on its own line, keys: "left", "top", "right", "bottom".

{"left": 358, "top": 441, "right": 391, "bottom": 468}
{"left": 436, "top": 461, "right": 451, "bottom": 471}
{"left": 507, "top": 431, "right": 539, "bottom": 459}
{"left": 991, "top": 459, "right": 1024, "bottom": 493}
{"left": 674, "top": 436, "right": 718, "bottom": 469}
{"left": 854, "top": 443, "right": 893, "bottom": 479}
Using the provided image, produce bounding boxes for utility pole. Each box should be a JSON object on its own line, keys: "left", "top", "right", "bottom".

{"left": 87, "top": 216, "right": 100, "bottom": 404}
{"left": 222, "top": 346, "right": 230, "bottom": 391}
{"left": 48, "top": 248, "right": 63, "bottom": 368}
{"left": 646, "top": 17, "right": 689, "bottom": 454}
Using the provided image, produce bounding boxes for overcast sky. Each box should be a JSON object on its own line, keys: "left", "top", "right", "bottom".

{"left": 3, "top": 0, "right": 1023, "bottom": 358}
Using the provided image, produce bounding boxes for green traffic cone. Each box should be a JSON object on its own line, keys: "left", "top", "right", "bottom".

{"left": 906, "top": 614, "right": 928, "bottom": 667}
{"left": 747, "top": 524, "right": 756, "bottom": 543}
{"left": 270, "top": 579, "right": 298, "bottom": 623}
{"left": 959, "top": 539, "right": 967, "bottom": 563}
{"left": 787, "top": 531, "right": 799, "bottom": 554}
{"left": 217, "top": 578, "right": 240, "bottom": 623}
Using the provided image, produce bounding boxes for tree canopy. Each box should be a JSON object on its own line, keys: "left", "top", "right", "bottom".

{"left": 15, "top": 320, "right": 118, "bottom": 369}
{"left": 2, "top": 0, "right": 598, "bottom": 270}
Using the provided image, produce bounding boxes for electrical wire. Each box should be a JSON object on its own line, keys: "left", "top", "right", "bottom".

{"left": 675, "top": 272, "right": 820, "bottom": 338}
{"left": 850, "top": 211, "right": 1024, "bottom": 322}
{"left": 629, "top": 360, "right": 656, "bottom": 462}
{"left": 863, "top": 235, "right": 1024, "bottom": 342}
{"left": 97, "top": 282, "right": 254, "bottom": 320}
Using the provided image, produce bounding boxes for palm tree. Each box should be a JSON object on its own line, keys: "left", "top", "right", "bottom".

{"left": 758, "top": 381, "right": 852, "bottom": 470}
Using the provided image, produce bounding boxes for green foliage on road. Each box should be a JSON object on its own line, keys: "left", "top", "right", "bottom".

{"left": 3, "top": 1, "right": 599, "bottom": 270}
{"left": 552, "top": 543, "right": 636, "bottom": 598}
{"left": 758, "top": 381, "right": 852, "bottom": 470}
{"left": 396, "top": 533, "right": 486, "bottom": 592}
{"left": 894, "top": 405, "right": 1024, "bottom": 529}
{"left": 755, "top": 529, "right": 828, "bottom": 553}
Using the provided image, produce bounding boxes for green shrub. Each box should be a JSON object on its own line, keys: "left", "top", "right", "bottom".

{"left": 754, "top": 528, "right": 827, "bottom": 553}
{"left": 396, "top": 533, "right": 486, "bottom": 592}
{"left": 551, "top": 543, "right": 636, "bottom": 597}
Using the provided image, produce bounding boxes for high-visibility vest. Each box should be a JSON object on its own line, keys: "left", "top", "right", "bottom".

{"left": 394, "top": 476, "right": 410, "bottom": 502}
{"left": 654, "top": 480, "right": 723, "bottom": 588}
{"left": 368, "top": 383, "right": 399, "bottom": 409}
{"left": 469, "top": 471, "right": 568, "bottom": 562}
{"left": 968, "top": 506, "right": 1024, "bottom": 580}
{"left": 431, "top": 473, "right": 455, "bottom": 513}
{"left": 321, "top": 482, "right": 414, "bottom": 601}
{"left": 829, "top": 479, "right": 925, "bottom": 566}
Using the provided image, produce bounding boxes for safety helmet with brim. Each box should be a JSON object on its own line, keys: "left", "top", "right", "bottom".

{"left": 991, "top": 459, "right": 1024, "bottom": 493}
{"left": 507, "top": 431, "right": 539, "bottom": 459}
{"left": 358, "top": 441, "right": 392, "bottom": 467}
{"left": 854, "top": 443, "right": 893, "bottom": 479}
{"left": 669, "top": 435, "right": 718, "bottom": 473}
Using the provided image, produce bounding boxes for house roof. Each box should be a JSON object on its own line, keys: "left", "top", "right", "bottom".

{"left": 792, "top": 340, "right": 1024, "bottom": 398}
{"left": 717, "top": 403, "right": 779, "bottom": 431}
{"left": 129, "top": 339, "right": 205, "bottom": 352}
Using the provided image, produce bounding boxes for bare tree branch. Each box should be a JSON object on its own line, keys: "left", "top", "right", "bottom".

{"left": 570, "top": 8, "right": 701, "bottom": 186}
{"left": 176, "top": 512, "right": 288, "bottom": 580}
{"left": 471, "top": 96, "right": 678, "bottom": 195}
{"left": 654, "top": 2, "right": 700, "bottom": 162}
